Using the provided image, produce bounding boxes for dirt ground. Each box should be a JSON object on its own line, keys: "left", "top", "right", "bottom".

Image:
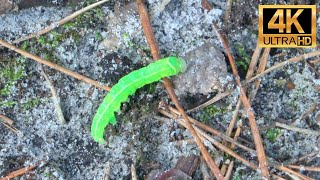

{"left": 0, "top": 0, "right": 319, "bottom": 179}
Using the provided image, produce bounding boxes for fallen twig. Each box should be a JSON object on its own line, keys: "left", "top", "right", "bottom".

{"left": 277, "top": 166, "right": 313, "bottom": 180}
{"left": 287, "top": 165, "right": 320, "bottom": 172}
{"left": 213, "top": 24, "right": 270, "bottom": 178}
{"left": 137, "top": 1, "right": 224, "bottom": 178}
{"left": 0, "top": 114, "right": 14, "bottom": 125}
{"left": 103, "top": 163, "right": 110, "bottom": 180}
{"left": 187, "top": 91, "right": 232, "bottom": 112}
{"left": 39, "top": 65, "right": 66, "bottom": 124}
{"left": 249, "top": 48, "right": 270, "bottom": 101}
{"left": 12, "top": 0, "right": 110, "bottom": 44}
{"left": 1, "top": 122, "right": 18, "bottom": 133}
{"left": 0, "top": 160, "right": 45, "bottom": 180}
{"left": 245, "top": 50, "right": 320, "bottom": 85}
{"left": 275, "top": 122, "right": 320, "bottom": 136}
{"left": 0, "top": 39, "right": 111, "bottom": 91}
{"left": 131, "top": 164, "right": 137, "bottom": 180}
{"left": 224, "top": 161, "right": 234, "bottom": 180}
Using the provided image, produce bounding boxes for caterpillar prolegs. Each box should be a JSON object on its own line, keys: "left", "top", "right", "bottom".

{"left": 91, "top": 57, "right": 187, "bottom": 143}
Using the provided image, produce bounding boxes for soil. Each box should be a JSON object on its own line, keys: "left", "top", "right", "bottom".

{"left": 0, "top": 0, "right": 319, "bottom": 179}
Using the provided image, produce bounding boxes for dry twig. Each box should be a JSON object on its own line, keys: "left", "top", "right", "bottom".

{"left": 137, "top": 0, "right": 224, "bottom": 178}
{"left": 12, "top": 0, "right": 110, "bottom": 44}
{"left": 287, "top": 165, "right": 320, "bottom": 172}
{"left": 0, "top": 114, "right": 14, "bottom": 125}
{"left": 1, "top": 160, "right": 45, "bottom": 180}
{"left": 245, "top": 50, "right": 320, "bottom": 85}
{"left": 0, "top": 39, "right": 111, "bottom": 91}
{"left": 213, "top": 24, "right": 270, "bottom": 178}
{"left": 131, "top": 164, "right": 137, "bottom": 180}
{"left": 275, "top": 122, "right": 320, "bottom": 136}
{"left": 187, "top": 91, "right": 232, "bottom": 112}
{"left": 39, "top": 65, "right": 66, "bottom": 124}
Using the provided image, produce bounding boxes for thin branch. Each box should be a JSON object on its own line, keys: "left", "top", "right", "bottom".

{"left": 213, "top": 24, "right": 270, "bottom": 179}
{"left": 187, "top": 91, "right": 232, "bottom": 112}
{"left": 131, "top": 164, "right": 137, "bottom": 180}
{"left": 275, "top": 122, "right": 320, "bottom": 136}
{"left": 249, "top": 48, "right": 271, "bottom": 101}
{"left": 12, "top": 0, "right": 110, "bottom": 44}
{"left": 159, "top": 107, "right": 313, "bottom": 179}
{"left": 245, "top": 50, "right": 320, "bottom": 85}
{"left": 0, "top": 39, "right": 111, "bottom": 91}
{"left": 1, "top": 160, "right": 45, "bottom": 179}
{"left": 0, "top": 114, "right": 14, "bottom": 125}
{"left": 287, "top": 165, "right": 320, "bottom": 172}
{"left": 1, "top": 122, "right": 18, "bottom": 133}
{"left": 136, "top": 1, "right": 224, "bottom": 179}
{"left": 39, "top": 65, "right": 66, "bottom": 124}
{"left": 277, "top": 166, "right": 313, "bottom": 180}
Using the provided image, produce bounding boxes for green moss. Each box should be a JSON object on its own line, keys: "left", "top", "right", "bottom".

{"left": 200, "top": 105, "right": 227, "bottom": 125}
{"left": 0, "top": 57, "right": 26, "bottom": 96}
{"left": 21, "top": 98, "right": 41, "bottom": 110}
{"left": 235, "top": 43, "right": 251, "bottom": 75}
{"left": 266, "top": 128, "right": 281, "bottom": 143}
{"left": 0, "top": 100, "right": 17, "bottom": 108}
{"left": 95, "top": 32, "right": 103, "bottom": 42}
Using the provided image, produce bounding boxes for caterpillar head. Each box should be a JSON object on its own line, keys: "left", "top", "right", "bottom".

{"left": 168, "top": 56, "right": 187, "bottom": 73}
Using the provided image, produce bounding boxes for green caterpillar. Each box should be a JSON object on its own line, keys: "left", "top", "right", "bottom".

{"left": 91, "top": 57, "right": 187, "bottom": 143}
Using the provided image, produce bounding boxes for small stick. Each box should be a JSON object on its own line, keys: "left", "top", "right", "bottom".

{"left": 310, "top": 58, "right": 320, "bottom": 65}
{"left": 224, "top": 0, "right": 233, "bottom": 26}
{"left": 293, "top": 103, "right": 318, "bottom": 125}
{"left": 131, "top": 164, "right": 137, "bottom": 180}
{"left": 249, "top": 48, "right": 270, "bottom": 101}
{"left": 103, "top": 163, "right": 110, "bottom": 180}
{"left": 213, "top": 23, "right": 270, "bottom": 179}
{"left": 174, "top": 139, "right": 196, "bottom": 146}
{"left": 0, "top": 39, "right": 111, "bottom": 91}
{"left": 39, "top": 65, "right": 66, "bottom": 124}
{"left": 277, "top": 166, "right": 313, "bottom": 180}
{"left": 0, "top": 114, "right": 14, "bottom": 125}
{"left": 245, "top": 50, "right": 320, "bottom": 85}
{"left": 1, "top": 122, "right": 18, "bottom": 133}
{"left": 12, "top": 0, "right": 110, "bottom": 44}
{"left": 187, "top": 91, "right": 232, "bottom": 112}
{"left": 224, "top": 161, "right": 234, "bottom": 180}
{"left": 1, "top": 160, "right": 45, "bottom": 179}
{"left": 275, "top": 122, "right": 320, "bottom": 136}
{"left": 287, "top": 165, "right": 320, "bottom": 172}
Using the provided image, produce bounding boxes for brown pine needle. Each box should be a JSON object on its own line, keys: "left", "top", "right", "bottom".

{"left": 275, "top": 122, "right": 320, "bottom": 136}
{"left": 0, "top": 39, "right": 111, "bottom": 91}
{"left": 213, "top": 24, "right": 270, "bottom": 179}
{"left": 245, "top": 50, "right": 320, "bottom": 85}
{"left": 187, "top": 91, "right": 232, "bottom": 112}
{"left": 12, "top": 0, "right": 110, "bottom": 44}
{"left": 39, "top": 65, "right": 66, "bottom": 124}
{"left": 1, "top": 160, "right": 45, "bottom": 179}
{"left": 287, "top": 165, "right": 320, "bottom": 172}
{"left": 0, "top": 114, "right": 14, "bottom": 125}
{"left": 137, "top": 0, "right": 224, "bottom": 179}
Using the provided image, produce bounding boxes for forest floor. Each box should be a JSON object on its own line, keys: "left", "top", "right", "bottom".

{"left": 0, "top": 0, "right": 319, "bottom": 179}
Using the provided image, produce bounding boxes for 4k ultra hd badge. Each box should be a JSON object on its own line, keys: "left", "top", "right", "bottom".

{"left": 259, "top": 5, "right": 316, "bottom": 48}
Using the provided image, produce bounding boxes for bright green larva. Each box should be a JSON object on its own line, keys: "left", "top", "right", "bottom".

{"left": 91, "top": 57, "right": 187, "bottom": 143}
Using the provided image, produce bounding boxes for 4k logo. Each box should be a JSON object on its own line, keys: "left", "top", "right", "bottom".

{"left": 259, "top": 5, "right": 316, "bottom": 47}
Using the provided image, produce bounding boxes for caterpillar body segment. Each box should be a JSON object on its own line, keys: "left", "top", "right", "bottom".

{"left": 91, "top": 57, "right": 186, "bottom": 143}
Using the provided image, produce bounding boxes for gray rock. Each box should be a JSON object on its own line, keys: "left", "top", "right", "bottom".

{"left": 173, "top": 43, "right": 231, "bottom": 95}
